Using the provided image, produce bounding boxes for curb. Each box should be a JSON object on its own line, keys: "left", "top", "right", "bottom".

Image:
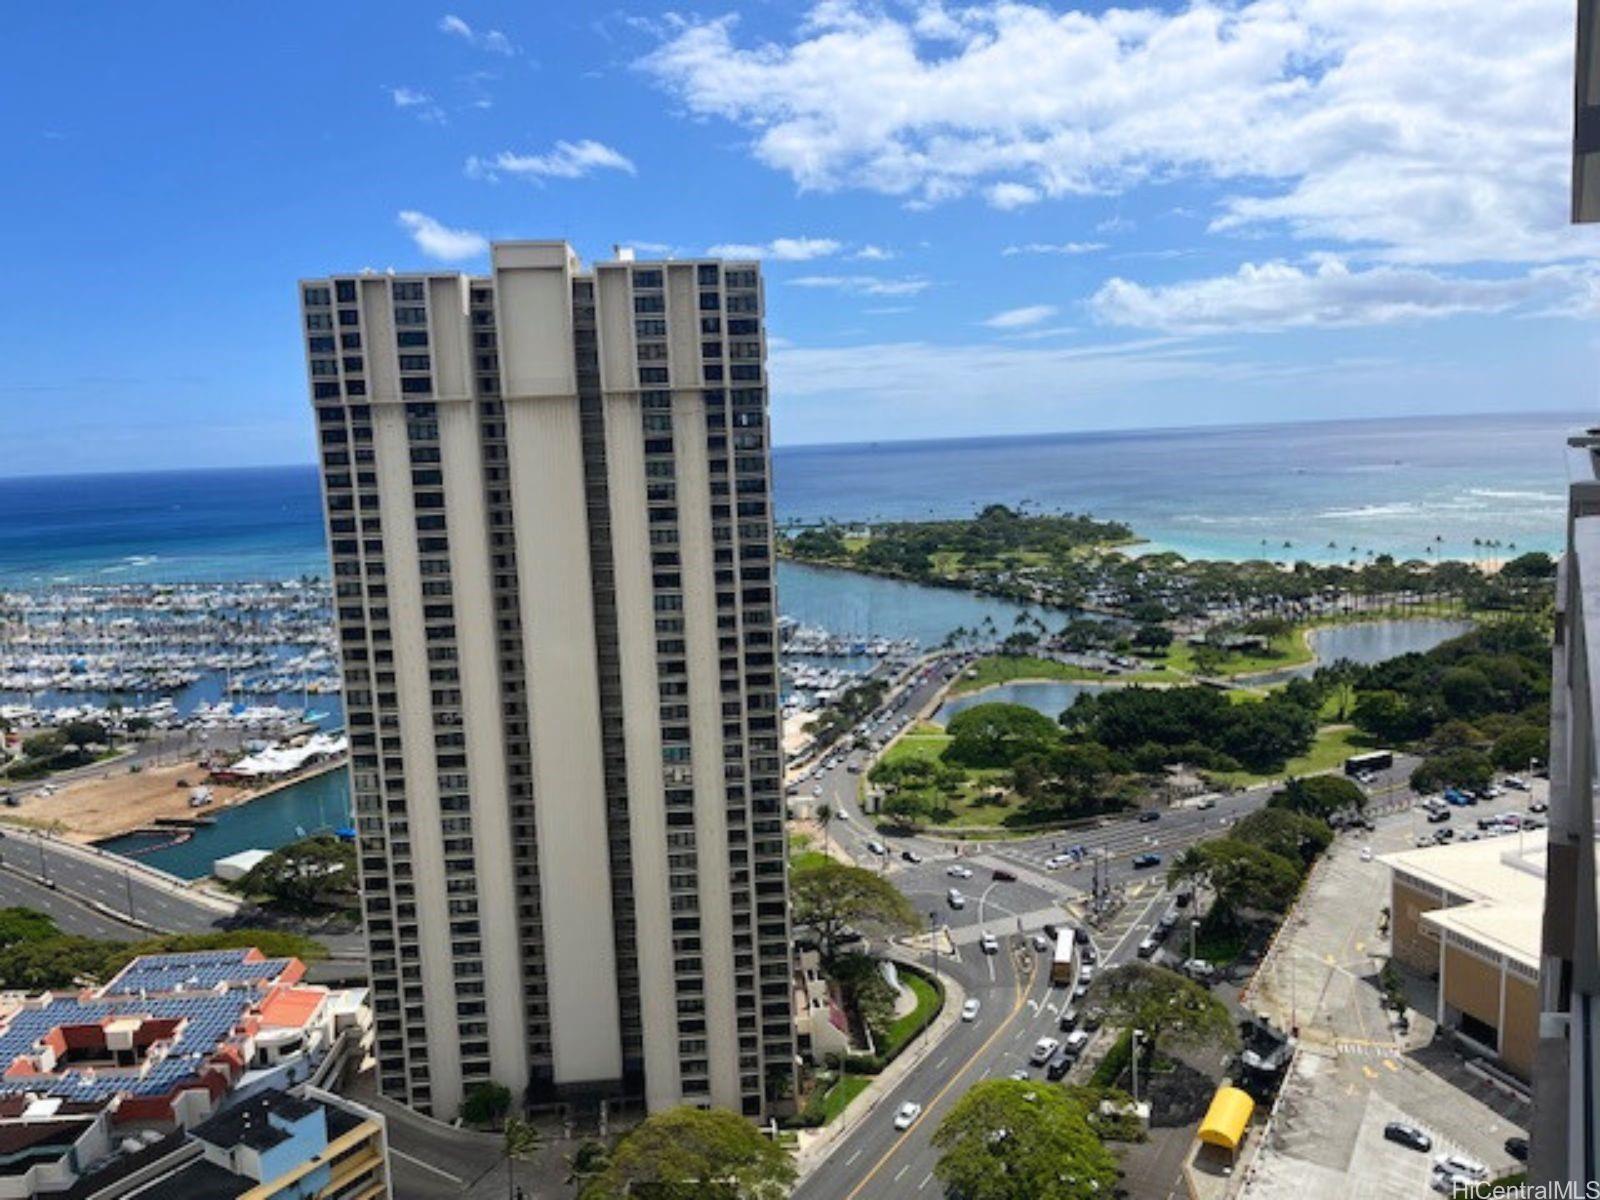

{"left": 793, "top": 951, "right": 967, "bottom": 1176}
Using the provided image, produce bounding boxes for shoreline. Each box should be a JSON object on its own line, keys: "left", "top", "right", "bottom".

{"left": 930, "top": 613, "right": 1480, "bottom": 714}
{"left": 12, "top": 754, "right": 348, "bottom": 846}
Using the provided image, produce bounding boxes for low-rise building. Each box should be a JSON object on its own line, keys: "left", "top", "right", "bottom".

{"left": 1383, "top": 834, "right": 1551, "bottom": 1077}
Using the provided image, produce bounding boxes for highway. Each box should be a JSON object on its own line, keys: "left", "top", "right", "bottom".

{"left": 0, "top": 827, "right": 233, "bottom": 934}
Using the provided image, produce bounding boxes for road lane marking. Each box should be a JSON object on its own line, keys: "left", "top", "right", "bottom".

{"left": 391, "top": 1149, "right": 464, "bottom": 1183}
{"left": 933, "top": 1056, "right": 948, "bottom": 1070}
{"left": 844, "top": 1149, "right": 861, "bottom": 1166}
{"left": 844, "top": 957, "right": 1030, "bottom": 1200}
{"left": 894, "top": 1165, "right": 909, "bottom": 1182}
{"left": 920, "top": 1172, "right": 934, "bottom": 1190}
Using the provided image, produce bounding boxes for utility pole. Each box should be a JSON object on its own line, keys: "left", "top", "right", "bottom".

{"left": 124, "top": 870, "right": 136, "bottom": 923}
{"left": 1130, "top": 1028, "right": 1144, "bottom": 1108}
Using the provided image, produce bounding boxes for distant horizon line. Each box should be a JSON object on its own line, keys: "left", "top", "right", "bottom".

{"left": 0, "top": 406, "right": 1590, "bottom": 484}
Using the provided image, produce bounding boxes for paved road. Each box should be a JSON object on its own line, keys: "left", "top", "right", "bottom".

{"left": 0, "top": 828, "right": 229, "bottom": 933}
{"left": 0, "top": 864, "right": 149, "bottom": 940}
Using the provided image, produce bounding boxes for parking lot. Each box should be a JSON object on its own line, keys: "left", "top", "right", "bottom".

{"left": 1240, "top": 782, "right": 1538, "bottom": 1199}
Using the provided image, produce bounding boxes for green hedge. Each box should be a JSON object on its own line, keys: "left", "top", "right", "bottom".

{"left": 1090, "top": 1028, "right": 1134, "bottom": 1089}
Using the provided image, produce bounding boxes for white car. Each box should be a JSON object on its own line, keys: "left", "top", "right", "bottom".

{"left": 946, "top": 864, "right": 974, "bottom": 879}
{"left": 1433, "top": 1153, "right": 1487, "bottom": 1181}
{"left": 1078, "top": 964, "right": 1095, "bottom": 984}
{"left": 1183, "top": 959, "right": 1215, "bottom": 981}
{"left": 1360, "top": 846, "right": 1374, "bottom": 862}
{"left": 893, "top": 1101, "right": 922, "bottom": 1130}
{"left": 867, "top": 840, "right": 887, "bottom": 856}
{"left": 961, "top": 998, "right": 981, "bottom": 1021}
{"left": 1045, "top": 853, "right": 1072, "bottom": 870}
{"left": 1029, "top": 1037, "right": 1060, "bottom": 1065}
{"left": 948, "top": 889, "right": 967, "bottom": 910}
{"left": 1064, "top": 1030, "right": 1091, "bottom": 1054}
{"left": 811, "top": 784, "right": 823, "bottom": 796}
{"left": 980, "top": 931, "right": 999, "bottom": 955}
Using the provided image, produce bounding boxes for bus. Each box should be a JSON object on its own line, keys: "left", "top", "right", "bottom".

{"left": 1344, "top": 750, "right": 1393, "bottom": 776}
{"left": 1050, "top": 932, "right": 1080, "bottom": 986}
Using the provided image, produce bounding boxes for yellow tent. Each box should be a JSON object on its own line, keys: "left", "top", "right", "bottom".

{"left": 1197, "top": 1086, "right": 1255, "bottom": 1155}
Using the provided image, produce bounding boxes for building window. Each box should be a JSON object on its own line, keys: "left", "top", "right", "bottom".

{"left": 303, "top": 286, "right": 331, "bottom": 306}
{"left": 393, "top": 280, "right": 425, "bottom": 302}
{"left": 336, "top": 280, "right": 358, "bottom": 303}
{"left": 400, "top": 355, "right": 432, "bottom": 371}
{"left": 397, "top": 330, "right": 429, "bottom": 347}
{"left": 394, "top": 306, "right": 427, "bottom": 327}
{"left": 634, "top": 269, "right": 664, "bottom": 288}
{"left": 402, "top": 377, "right": 433, "bottom": 395}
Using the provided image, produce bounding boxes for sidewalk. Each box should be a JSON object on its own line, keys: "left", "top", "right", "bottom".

{"left": 792, "top": 947, "right": 968, "bottom": 1176}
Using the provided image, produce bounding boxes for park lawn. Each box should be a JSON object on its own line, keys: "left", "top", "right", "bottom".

{"left": 791, "top": 850, "right": 832, "bottom": 873}
{"left": 1207, "top": 724, "right": 1372, "bottom": 788}
{"left": 880, "top": 971, "right": 943, "bottom": 1059}
{"left": 816, "top": 1074, "right": 872, "bottom": 1123}
{"left": 880, "top": 730, "right": 954, "bottom": 767}
{"left": 1160, "top": 628, "right": 1315, "bottom": 678}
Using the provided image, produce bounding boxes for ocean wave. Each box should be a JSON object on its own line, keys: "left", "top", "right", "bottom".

{"left": 1318, "top": 503, "right": 1421, "bottom": 520}
{"left": 1468, "top": 488, "right": 1563, "bottom": 503}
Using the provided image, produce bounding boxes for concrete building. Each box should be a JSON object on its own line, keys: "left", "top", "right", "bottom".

{"left": 299, "top": 242, "right": 794, "bottom": 1120}
{"left": 1383, "top": 835, "right": 1551, "bottom": 1078}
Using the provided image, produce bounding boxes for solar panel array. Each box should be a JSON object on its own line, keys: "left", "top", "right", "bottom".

{"left": 0, "top": 951, "right": 305, "bottom": 1104}
{"left": 101, "top": 950, "right": 294, "bottom": 997}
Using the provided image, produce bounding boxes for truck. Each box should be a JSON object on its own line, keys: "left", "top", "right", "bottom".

{"left": 1344, "top": 750, "right": 1393, "bottom": 776}
{"left": 1050, "top": 932, "right": 1080, "bottom": 986}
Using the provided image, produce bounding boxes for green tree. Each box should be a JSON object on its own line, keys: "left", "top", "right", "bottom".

{"left": 1168, "top": 839, "right": 1301, "bottom": 922}
{"left": 581, "top": 1107, "right": 796, "bottom": 1200}
{"left": 790, "top": 860, "right": 918, "bottom": 959}
{"left": 1269, "top": 774, "right": 1365, "bottom": 820}
{"left": 0, "top": 907, "right": 58, "bottom": 951}
{"left": 461, "top": 1081, "right": 513, "bottom": 1128}
{"left": 931, "top": 1080, "right": 1117, "bottom": 1200}
{"left": 945, "top": 703, "right": 1062, "bottom": 769}
{"left": 1097, "top": 964, "right": 1238, "bottom": 1062}
{"left": 1228, "top": 808, "right": 1332, "bottom": 871}
{"left": 504, "top": 1116, "right": 540, "bottom": 1198}
{"left": 236, "top": 834, "right": 357, "bottom": 914}
{"left": 1491, "top": 724, "right": 1546, "bottom": 771}
{"left": 1410, "top": 748, "right": 1494, "bottom": 794}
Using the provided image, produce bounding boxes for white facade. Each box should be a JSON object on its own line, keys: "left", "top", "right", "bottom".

{"left": 301, "top": 242, "right": 794, "bottom": 1120}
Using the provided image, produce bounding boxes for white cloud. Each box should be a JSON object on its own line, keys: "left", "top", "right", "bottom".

{"left": 397, "top": 211, "right": 489, "bottom": 262}
{"left": 706, "top": 236, "right": 842, "bottom": 260}
{"left": 789, "top": 274, "right": 933, "bottom": 296}
{"left": 1090, "top": 257, "right": 1600, "bottom": 333}
{"left": 387, "top": 86, "right": 446, "bottom": 124}
{"left": 439, "top": 13, "right": 516, "bottom": 55}
{"left": 986, "top": 182, "right": 1040, "bottom": 210}
{"left": 639, "top": 0, "right": 1600, "bottom": 265}
{"left": 854, "top": 244, "right": 894, "bottom": 260}
{"left": 983, "top": 304, "right": 1058, "bottom": 329}
{"left": 467, "top": 139, "right": 636, "bottom": 182}
{"left": 1002, "top": 242, "right": 1106, "bottom": 257}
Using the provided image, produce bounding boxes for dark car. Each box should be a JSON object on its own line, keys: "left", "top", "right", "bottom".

{"left": 1059, "top": 1006, "right": 1081, "bottom": 1031}
{"left": 1382, "top": 1121, "right": 1432, "bottom": 1152}
{"left": 1505, "top": 1136, "right": 1528, "bottom": 1162}
{"left": 1137, "top": 810, "right": 1162, "bottom": 823}
{"left": 1082, "top": 1007, "right": 1105, "bottom": 1031}
{"left": 1043, "top": 923, "right": 1060, "bottom": 940}
{"left": 992, "top": 868, "right": 1018, "bottom": 882}
{"left": 1427, "top": 809, "right": 1451, "bottom": 824}
{"left": 1132, "top": 853, "right": 1162, "bottom": 869}
{"left": 1173, "top": 890, "right": 1192, "bottom": 908}
{"left": 900, "top": 849, "right": 922, "bottom": 863}
{"left": 1081, "top": 944, "right": 1098, "bottom": 965}
{"left": 1074, "top": 927, "right": 1090, "bottom": 946}
{"left": 1045, "top": 1049, "right": 1074, "bottom": 1081}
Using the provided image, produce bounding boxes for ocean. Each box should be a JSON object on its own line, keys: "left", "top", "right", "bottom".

{"left": 0, "top": 411, "right": 1581, "bottom": 587}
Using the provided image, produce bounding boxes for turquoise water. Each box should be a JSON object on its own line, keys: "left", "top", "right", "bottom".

{"left": 0, "top": 413, "right": 1578, "bottom": 586}
{"left": 932, "top": 618, "right": 1475, "bottom": 723}
{"left": 97, "top": 767, "right": 352, "bottom": 880}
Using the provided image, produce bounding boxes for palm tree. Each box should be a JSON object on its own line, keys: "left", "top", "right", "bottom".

{"left": 816, "top": 802, "right": 833, "bottom": 855}
{"left": 504, "top": 1116, "right": 539, "bottom": 1200}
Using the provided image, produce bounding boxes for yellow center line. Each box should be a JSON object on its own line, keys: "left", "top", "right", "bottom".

{"left": 844, "top": 953, "right": 1032, "bottom": 1200}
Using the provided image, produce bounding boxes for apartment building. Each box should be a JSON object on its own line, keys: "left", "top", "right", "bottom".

{"left": 299, "top": 242, "right": 794, "bottom": 1120}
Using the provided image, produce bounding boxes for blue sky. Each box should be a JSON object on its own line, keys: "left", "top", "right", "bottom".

{"left": 4, "top": 0, "right": 1600, "bottom": 475}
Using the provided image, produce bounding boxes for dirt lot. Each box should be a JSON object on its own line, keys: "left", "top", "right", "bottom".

{"left": 9, "top": 759, "right": 281, "bottom": 842}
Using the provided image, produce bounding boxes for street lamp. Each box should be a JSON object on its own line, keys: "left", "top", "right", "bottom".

{"left": 1190, "top": 917, "right": 1201, "bottom": 964}
{"left": 1130, "top": 1028, "right": 1144, "bottom": 1108}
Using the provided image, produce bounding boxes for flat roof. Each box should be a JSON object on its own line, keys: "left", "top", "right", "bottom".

{"left": 1382, "top": 832, "right": 1558, "bottom": 970}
